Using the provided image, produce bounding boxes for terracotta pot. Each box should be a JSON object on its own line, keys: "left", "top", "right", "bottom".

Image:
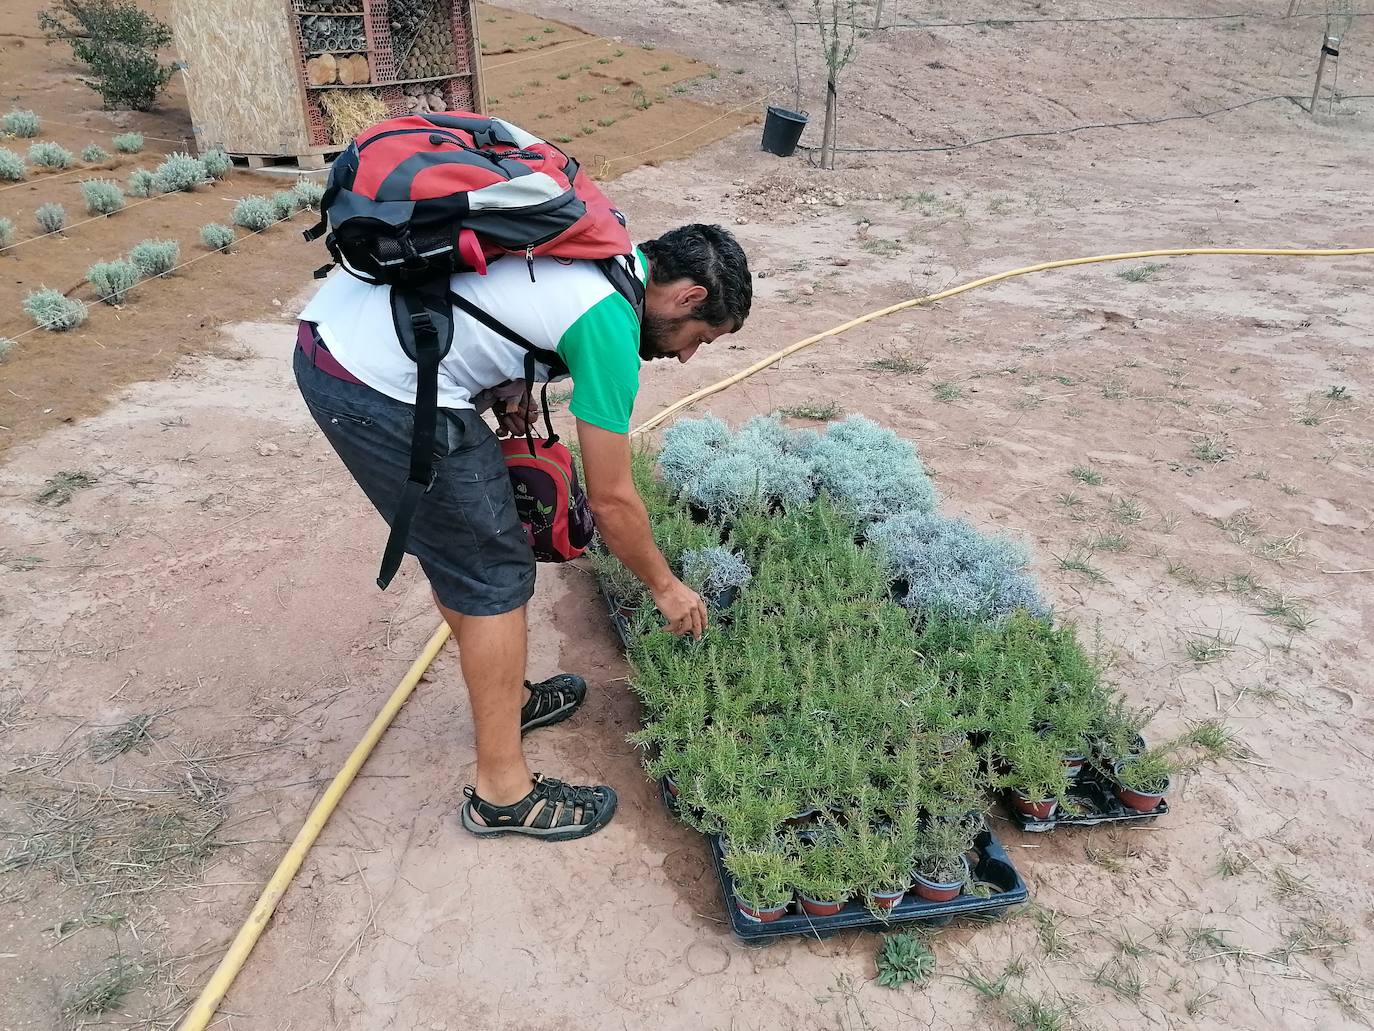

{"left": 865, "top": 887, "right": 906, "bottom": 912}
{"left": 736, "top": 896, "right": 790, "bottom": 923}
{"left": 911, "top": 855, "right": 970, "bottom": 903}
{"left": 1009, "top": 791, "right": 1058, "bottom": 821}
{"left": 1113, "top": 761, "right": 1168, "bottom": 813}
{"left": 798, "top": 893, "right": 847, "bottom": 918}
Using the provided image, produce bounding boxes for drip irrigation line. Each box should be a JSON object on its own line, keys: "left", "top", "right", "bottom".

{"left": 798, "top": 93, "right": 1374, "bottom": 155}
{"left": 794, "top": 10, "right": 1374, "bottom": 29}
{"left": 4, "top": 209, "right": 307, "bottom": 344}
{"left": 3, "top": 187, "right": 196, "bottom": 249}
{"left": 0, "top": 165, "right": 92, "bottom": 194}
{"left": 608, "top": 91, "right": 781, "bottom": 166}
{"left": 481, "top": 36, "right": 601, "bottom": 70}
{"left": 23, "top": 116, "right": 192, "bottom": 145}
{"left": 173, "top": 242, "right": 1374, "bottom": 1031}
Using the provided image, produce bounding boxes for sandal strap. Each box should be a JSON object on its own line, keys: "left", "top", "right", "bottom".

{"left": 521, "top": 675, "right": 584, "bottom": 724}
{"left": 465, "top": 774, "right": 609, "bottom": 830}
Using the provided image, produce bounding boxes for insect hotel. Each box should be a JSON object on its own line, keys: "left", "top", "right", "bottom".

{"left": 169, "top": 0, "right": 485, "bottom": 169}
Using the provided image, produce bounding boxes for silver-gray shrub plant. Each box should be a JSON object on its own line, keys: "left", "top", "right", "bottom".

{"left": 232, "top": 195, "right": 275, "bottom": 231}
{"left": 201, "top": 223, "right": 234, "bottom": 252}
{"left": 23, "top": 288, "right": 88, "bottom": 330}
{"left": 81, "top": 179, "right": 125, "bottom": 215}
{"left": 152, "top": 152, "right": 206, "bottom": 193}
{"left": 129, "top": 238, "right": 179, "bottom": 277}
{"left": 127, "top": 168, "right": 157, "bottom": 197}
{"left": 809, "top": 416, "right": 938, "bottom": 524}
{"left": 87, "top": 259, "right": 140, "bottom": 305}
{"left": 81, "top": 143, "right": 110, "bottom": 162}
{"left": 0, "top": 148, "right": 27, "bottom": 181}
{"left": 113, "top": 132, "right": 144, "bottom": 153}
{"left": 681, "top": 546, "right": 753, "bottom": 596}
{"left": 28, "top": 141, "right": 74, "bottom": 170}
{"left": 3, "top": 109, "right": 41, "bottom": 137}
{"left": 35, "top": 203, "right": 67, "bottom": 234}
{"left": 201, "top": 148, "right": 232, "bottom": 179}
{"left": 867, "top": 510, "right": 1049, "bottom": 622}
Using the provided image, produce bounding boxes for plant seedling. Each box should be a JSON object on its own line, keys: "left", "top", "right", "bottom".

{"left": 1069, "top": 465, "right": 1103, "bottom": 485}
{"left": 1114, "top": 747, "right": 1175, "bottom": 794}
{"left": 875, "top": 932, "right": 935, "bottom": 988}
{"left": 1190, "top": 435, "right": 1231, "bottom": 463}
{"left": 201, "top": 223, "right": 234, "bottom": 252}
{"left": 1117, "top": 262, "right": 1164, "bottom": 282}
{"left": 933, "top": 381, "right": 963, "bottom": 402}
{"left": 34, "top": 202, "right": 67, "bottom": 234}
{"left": 778, "top": 400, "right": 843, "bottom": 420}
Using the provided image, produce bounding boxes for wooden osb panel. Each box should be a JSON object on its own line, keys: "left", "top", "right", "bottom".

{"left": 171, "top": 0, "right": 311, "bottom": 155}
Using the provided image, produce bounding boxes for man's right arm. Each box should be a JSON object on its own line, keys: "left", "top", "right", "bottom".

{"left": 577, "top": 419, "right": 707, "bottom": 639}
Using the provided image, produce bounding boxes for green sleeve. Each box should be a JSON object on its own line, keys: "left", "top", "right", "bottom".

{"left": 556, "top": 293, "right": 642, "bottom": 433}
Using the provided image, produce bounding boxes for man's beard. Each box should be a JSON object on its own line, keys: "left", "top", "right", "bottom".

{"left": 639, "top": 310, "right": 686, "bottom": 360}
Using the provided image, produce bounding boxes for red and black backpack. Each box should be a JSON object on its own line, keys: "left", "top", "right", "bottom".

{"left": 304, "top": 112, "right": 639, "bottom": 586}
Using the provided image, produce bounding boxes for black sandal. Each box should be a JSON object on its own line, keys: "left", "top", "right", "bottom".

{"left": 520, "top": 674, "right": 586, "bottom": 735}
{"left": 460, "top": 774, "right": 617, "bottom": 841}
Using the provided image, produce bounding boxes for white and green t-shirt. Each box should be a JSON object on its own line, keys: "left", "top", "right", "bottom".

{"left": 299, "top": 248, "right": 647, "bottom": 433}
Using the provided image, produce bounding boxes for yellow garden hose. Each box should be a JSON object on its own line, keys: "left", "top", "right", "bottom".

{"left": 177, "top": 243, "right": 1373, "bottom": 1030}
{"left": 178, "top": 622, "right": 451, "bottom": 1030}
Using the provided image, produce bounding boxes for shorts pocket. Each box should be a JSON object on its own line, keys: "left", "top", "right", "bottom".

{"left": 304, "top": 395, "right": 377, "bottom": 429}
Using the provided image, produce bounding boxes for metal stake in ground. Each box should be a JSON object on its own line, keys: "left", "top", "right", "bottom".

{"left": 1311, "top": 0, "right": 1355, "bottom": 115}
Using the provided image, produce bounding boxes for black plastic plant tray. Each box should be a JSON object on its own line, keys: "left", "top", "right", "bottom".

{"left": 706, "top": 828, "right": 1029, "bottom": 942}
{"left": 1005, "top": 765, "right": 1169, "bottom": 833}
{"left": 599, "top": 583, "right": 635, "bottom": 650}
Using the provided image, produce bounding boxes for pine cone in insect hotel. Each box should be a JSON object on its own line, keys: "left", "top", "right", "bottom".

{"left": 399, "top": 18, "right": 457, "bottom": 78}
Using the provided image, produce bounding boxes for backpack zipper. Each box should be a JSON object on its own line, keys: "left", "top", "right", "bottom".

{"left": 525, "top": 245, "right": 536, "bottom": 282}
{"left": 358, "top": 127, "right": 467, "bottom": 153}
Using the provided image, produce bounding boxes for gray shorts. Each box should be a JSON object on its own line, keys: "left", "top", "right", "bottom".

{"left": 293, "top": 344, "right": 536, "bottom": 616}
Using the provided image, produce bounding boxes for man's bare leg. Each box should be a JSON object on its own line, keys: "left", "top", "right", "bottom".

{"left": 436, "top": 600, "right": 532, "bottom": 809}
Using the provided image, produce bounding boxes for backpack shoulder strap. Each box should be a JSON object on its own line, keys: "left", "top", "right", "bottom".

{"left": 595, "top": 255, "right": 645, "bottom": 322}
{"left": 376, "top": 273, "right": 454, "bottom": 591}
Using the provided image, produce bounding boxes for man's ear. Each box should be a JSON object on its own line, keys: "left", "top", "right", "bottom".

{"left": 677, "top": 283, "right": 707, "bottom": 313}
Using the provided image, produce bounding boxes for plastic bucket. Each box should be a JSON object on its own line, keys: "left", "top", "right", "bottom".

{"left": 760, "top": 105, "right": 808, "bottom": 157}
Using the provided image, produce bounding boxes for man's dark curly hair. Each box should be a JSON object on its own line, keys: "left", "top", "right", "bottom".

{"left": 640, "top": 224, "right": 752, "bottom": 331}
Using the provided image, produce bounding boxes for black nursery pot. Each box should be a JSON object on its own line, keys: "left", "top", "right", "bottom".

{"left": 705, "top": 585, "right": 741, "bottom": 610}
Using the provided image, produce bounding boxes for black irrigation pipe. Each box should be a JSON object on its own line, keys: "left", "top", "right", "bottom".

{"left": 798, "top": 93, "right": 1374, "bottom": 155}
{"left": 794, "top": 11, "right": 1374, "bottom": 30}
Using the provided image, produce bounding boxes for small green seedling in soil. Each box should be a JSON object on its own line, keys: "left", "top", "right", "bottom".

{"left": 0, "top": 217, "right": 13, "bottom": 249}
{"left": 1027, "top": 905, "right": 1073, "bottom": 957}
{"left": 1057, "top": 550, "right": 1104, "bottom": 582}
{"left": 863, "top": 346, "right": 927, "bottom": 374}
{"left": 952, "top": 967, "right": 1011, "bottom": 998}
{"left": 89, "top": 712, "right": 162, "bottom": 762}
{"left": 35, "top": 470, "right": 99, "bottom": 506}
{"left": 778, "top": 401, "right": 843, "bottom": 420}
{"left": 576, "top": 93, "right": 592, "bottom": 102}
{"left": 0, "top": 337, "right": 16, "bottom": 362}
{"left": 596, "top": 56, "right": 611, "bottom": 64}
{"left": 1184, "top": 925, "right": 1235, "bottom": 957}
{"left": 1089, "top": 530, "right": 1129, "bottom": 553}
{"left": 1278, "top": 483, "right": 1302, "bottom": 496}
{"left": 1093, "top": 958, "right": 1144, "bottom": 1000}
{"left": 1117, "top": 262, "right": 1165, "bottom": 282}
{"left": 554, "top": 135, "right": 573, "bottom": 143}
{"left": 1217, "top": 844, "right": 1252, "bottom": 877}
{"left": 640, "top": 41, "right": 657, "bottom": 49}
{"left": 1069, "top": 465, "right": 1103, "bottom": 485}
{"left": 580, "top": 125, "right": 595, "bottom": 136}
{"left": 60, "top": 955, "right": 147, "bottom": 1019}
{"left": 633, "top": 89, "right": 652, "bottom": 110}
{"left": 556, "top": 71, "right": 571, "bottom": 80}
{"left": 81, "top": 143, "right": 110, "bottom": 162}
{"left": 1256, "top": 591, "right": 1313, "bottom": 632}
{"left": 875, "top": 932, "right": 935, "bottom": 988}
{"left": 1108, "top": 495, "right": 1144, "bottom": 524}
{"left": 1184, "top": 629, "right": 1236, "bottom": 664}
{"left": 597, "top": 117, "right": 616, "bottom": 127}
{"left": 1054, "top": 491, "right": 1084, "bottom": 510}
{"left": 933, "top": 382, "right": 963, "bottom": 402}
{"left": 1008, "top": 996, "right": 1068, "bottom": 1031}
{"left": 1190, "top": 435, "right": 1231, "bottom": 463}
{"left": 1325, "top": 385, "right": 1350, "bottom": 401}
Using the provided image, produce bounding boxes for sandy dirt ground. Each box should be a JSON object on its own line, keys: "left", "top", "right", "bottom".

{"left": 2, "top": 1, "right": 1373, "bottom": 1029}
